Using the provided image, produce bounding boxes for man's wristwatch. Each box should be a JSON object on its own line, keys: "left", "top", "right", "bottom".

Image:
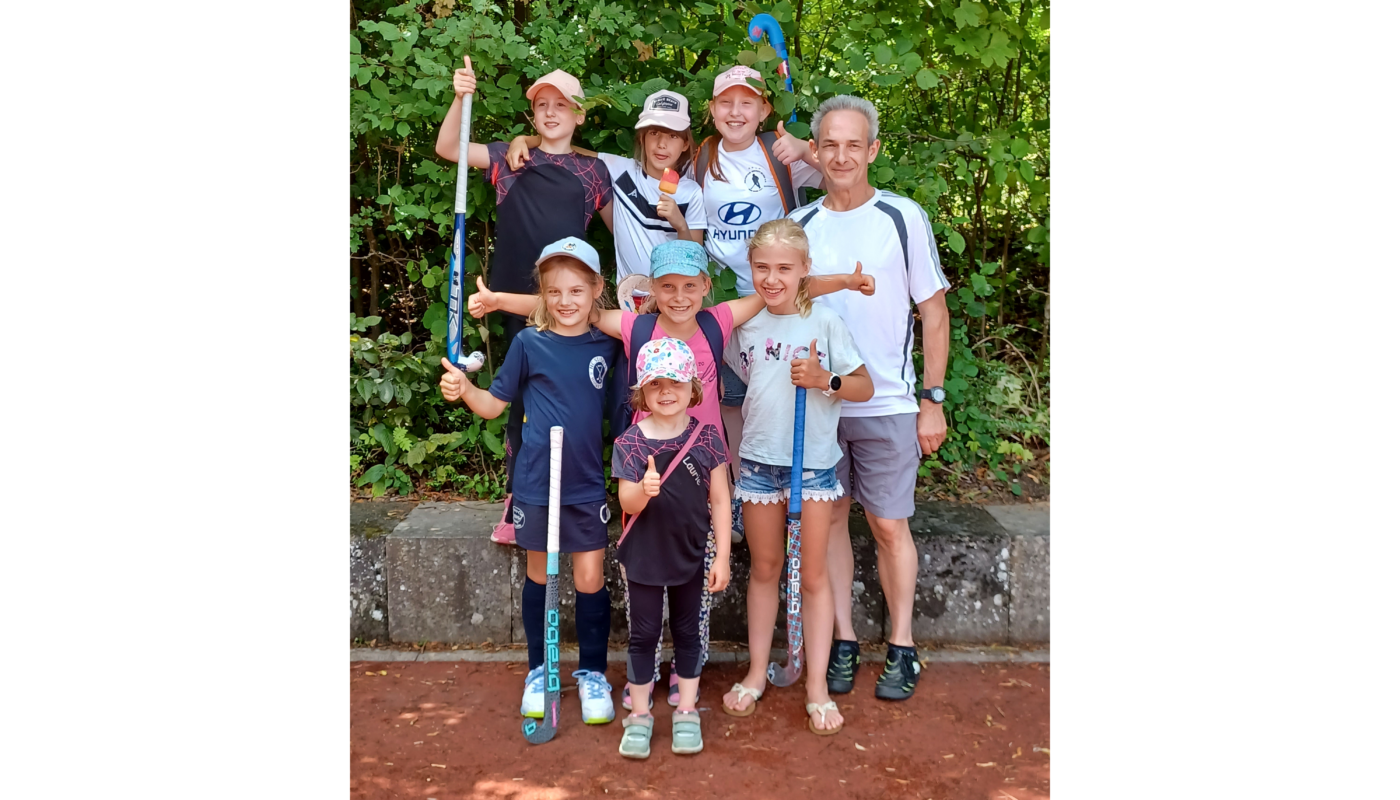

{"left": 919, "top": 386, "right": 946, "bottom": 404}
{"left": 823, "top": 372, "right": 843, "bottom": 397}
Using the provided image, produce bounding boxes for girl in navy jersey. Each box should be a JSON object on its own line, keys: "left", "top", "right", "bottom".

{"left": 435, "top": 56, "right": 615, "bottom": 544}
{"left": 439, "top": 236, "right": 621, "bottom": 728}
{"left": 611, "top": 338, "right": 730, "bottom": 758}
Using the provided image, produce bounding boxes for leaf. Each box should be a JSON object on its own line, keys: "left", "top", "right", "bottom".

{"left": 736, "top": 49, "right": 758, "bottom": 67}
{"left": 946, "top": 229, "right": 966, "bottom": 254}
{"left": 954, "top": 1, "right": 985, "bottom": 29}
{"left": 396, "top": 121, "right": 410, "bottom": 137}
{"left": 482, "top": 430, "right": 504, "bottom": 456}
{"left": 631, "top": 40, "right": 653, "bottom": 61}
{"left": 1019, "top": 161, "right": 1035, "bottom": 183}
{"left": 404, "top": 442, "right": 427, "bottom": 467}
{"left": 358, "top": 464, "right": 386, "bottom": 486}
{"left": 370, "top": 79, "right": 390, "bottom": 100}
{"left": 876, "top": 166, "right": 895, "bottom": 183}
{"left": 357, "top": 379, "right": 373, "bottom": 402}
{"left": 378, "top": 381, "right": 395, "bottom": 403}
{"left": 915, "top": 68, "right": 939, "bottom": 90}
{"left": 756, "top": 44, "right": 777, "bottom": 63}
{"left": 873, "top": 44, "right": 893, "bottom": 65}
{"left": 1010, "top": 483, "right": 1024, "bottom": 497}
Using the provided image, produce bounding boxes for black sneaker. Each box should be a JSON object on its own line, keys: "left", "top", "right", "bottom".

{"left": 826, "top": 639, "right": 861, "bottom": 694}
{"left": 874, "top": 645, "right": 922, "bottom": 701}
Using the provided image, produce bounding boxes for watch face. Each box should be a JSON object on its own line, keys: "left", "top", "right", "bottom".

{"left": 931, "top": 387, "right": 946, "bottom": 403}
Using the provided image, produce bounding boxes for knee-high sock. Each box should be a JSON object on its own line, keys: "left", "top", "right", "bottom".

{"left": 523, "top": 577, "right": 545, "bottom": 671}
{"left": 575, "top": 587, "right": 611, "bottom": 675}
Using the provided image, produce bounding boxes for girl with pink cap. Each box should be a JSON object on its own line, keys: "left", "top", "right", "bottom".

{"left": 434, "top": 57, "right": 616, "bottom": 545}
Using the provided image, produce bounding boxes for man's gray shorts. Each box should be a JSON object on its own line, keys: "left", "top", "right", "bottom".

{"left": 834, "top": 413, "right": 919, "bottom": 520}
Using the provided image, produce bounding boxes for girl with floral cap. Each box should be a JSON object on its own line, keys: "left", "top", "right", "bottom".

{"left": 610, "top": 338, "right": 730, "bottom": 758}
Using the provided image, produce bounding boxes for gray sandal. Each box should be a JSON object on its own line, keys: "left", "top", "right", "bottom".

{"left": 619, "top": 714, "right": 653, "bottom": 759}
{"left": 671, "top": 710, "right": 703, "bottom": 754}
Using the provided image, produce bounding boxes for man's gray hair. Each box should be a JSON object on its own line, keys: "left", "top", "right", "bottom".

{"left": 811, "top": 94, "right": 879, "bottom": 144}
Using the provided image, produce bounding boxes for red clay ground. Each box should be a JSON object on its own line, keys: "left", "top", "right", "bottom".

{"left": 351, "top": 659, "right": 1049, "bottom": 799}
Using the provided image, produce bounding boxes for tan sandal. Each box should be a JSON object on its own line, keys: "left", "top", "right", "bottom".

{"left": 722, "top": 682, "right": 763, "bottom": 717}
{"left": 806, "top": 701, "right": 843, "bottom": 736}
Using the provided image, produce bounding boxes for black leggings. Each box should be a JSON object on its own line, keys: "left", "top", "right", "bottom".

{"left": 626, "top": 567, "right": 706, "bottom": 686}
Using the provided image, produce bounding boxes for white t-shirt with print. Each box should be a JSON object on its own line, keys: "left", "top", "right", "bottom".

{"left": 701, "top": 139, "right": 823, "bottom": 295}
{"left": 722, "top": 304, "right": 864, "bottom": 469}
{"left": 598, "top": 152, "right": 708, "bottom": 280}
{"left": 791, "top": 189, "right": 952, "bottom": 418}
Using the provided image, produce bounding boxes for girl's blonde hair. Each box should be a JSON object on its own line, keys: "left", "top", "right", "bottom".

{"left": 527, "top": 257, "right": 610, "bottom": 331}
{"left": 747, "top": 218, "right": 814, "bottom": 317}
{"left": 638, "top": 271, "right": 713, "bottom": 315}
{"left": 629, "top": 377, "right": 704, "bottom": 413}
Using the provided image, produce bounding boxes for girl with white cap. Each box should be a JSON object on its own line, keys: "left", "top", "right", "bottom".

{"left": 440, "top": 236, "right": 623, "bottom": 730}
{"left": 435, "top": 57, "right": 616, "bottom": 544}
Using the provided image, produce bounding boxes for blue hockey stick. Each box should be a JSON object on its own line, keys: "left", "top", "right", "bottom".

{"left": 748, "top": 13, "right": 798, "bottom": 123}
{"left": 445, "top": 58, "right": 475, "bottom": 371}
{"left": 768, "top": 368, "right": 807, "bottom": 687}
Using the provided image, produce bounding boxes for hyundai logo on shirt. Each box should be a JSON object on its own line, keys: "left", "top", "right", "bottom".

{"left": 718, "top": 201, "right": 762, "bottom": 226}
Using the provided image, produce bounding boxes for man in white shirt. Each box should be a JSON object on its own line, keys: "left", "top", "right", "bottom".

{"left": 782, "top": 95, "right": 951, "bottom": 702}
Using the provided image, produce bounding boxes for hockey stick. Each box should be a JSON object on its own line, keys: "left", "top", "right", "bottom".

{"left": 522, "top": 425, "right": 564, "bottom": 744}
{"left": 446, "top": 58, "right": 475, "bottom": 371}
{"left": 747, "top": 13, "right": 798, "bottom": 123}
{"left": 768, "top": 376, "right": 806, "bottom": 686}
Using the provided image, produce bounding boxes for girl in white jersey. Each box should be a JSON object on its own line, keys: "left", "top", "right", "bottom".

{"left": 505, "top": 90, "right": 708, "bottom": 280}
{"left": 694, "top": 65, "right": 824, "bottom": 297}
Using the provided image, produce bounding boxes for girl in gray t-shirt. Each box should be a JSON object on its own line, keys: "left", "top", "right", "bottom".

{"left": 718, "top": 219, "right": 874, "bottom": 736}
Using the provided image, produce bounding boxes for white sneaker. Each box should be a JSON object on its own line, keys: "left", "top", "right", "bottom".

{"left": 573, "top": 669, "right": 615, "bottom": 724}
{"left": 520, "top": 664, "right": 545, "bottom": 718}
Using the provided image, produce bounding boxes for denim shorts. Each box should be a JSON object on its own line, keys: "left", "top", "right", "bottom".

{"left": 734, "top": 458, "right": 845, "bottom": 505}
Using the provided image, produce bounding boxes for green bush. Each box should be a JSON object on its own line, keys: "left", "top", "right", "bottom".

{"left": 350, "top": 0, "right": 1049, "bottom": 498}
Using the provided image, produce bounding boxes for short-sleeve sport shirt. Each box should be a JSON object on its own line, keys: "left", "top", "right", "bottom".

{"left": 484, "top": 142, "right": 613, "bottom": 295}
{"left": 790, "top": 190, "right": 952, "bottom": 417}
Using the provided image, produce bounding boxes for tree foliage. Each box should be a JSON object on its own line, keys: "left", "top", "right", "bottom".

{"left": 350, "top": 0, "right": 1049, "bottom": 499}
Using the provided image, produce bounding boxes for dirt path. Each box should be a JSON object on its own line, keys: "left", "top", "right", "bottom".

{"left": 352, "top": 659, "right": 1049, "bottom": 799}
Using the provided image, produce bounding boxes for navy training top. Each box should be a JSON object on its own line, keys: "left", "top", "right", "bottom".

{"left": 488, "top": 325, "right": 622, "bottom": 506}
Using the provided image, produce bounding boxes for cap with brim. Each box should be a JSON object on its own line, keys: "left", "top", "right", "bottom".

{"left": 634, "top": 337, "right": 698, "bottom": 389}
{"left": 712, "top": 65, "right": 765, "bottom": 98}
{"left": 535, "top": 236, "right": 601, "bottom": 274}
{"left": 634, "top": 89, "right": 691, "bottom": 131}
{"left": 526, "top": 69, "right": 584, "bottom": 109}
{"left": 648, "top": 239, "right": 709, "bottom": 279}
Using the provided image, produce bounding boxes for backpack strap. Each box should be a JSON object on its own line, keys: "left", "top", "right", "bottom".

{"left": 757, "top": 129, "right": 804, "bottom": 214}
{"left": 695, "top": 308, "right": 724, "bottom": 370}
{"left": 626, "top": 313, "right": 660, "bottom": 390}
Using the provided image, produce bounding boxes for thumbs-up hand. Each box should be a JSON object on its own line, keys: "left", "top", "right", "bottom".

{"left": 790, "top": 338, "right": 829, "bottom": 390}
{"left": 642, "top": 455, "right": 661, "bottom": 497}
{"left": 453, "top": 56, "right": 477, "bottom": 97}
{"left": 467, "top": 275, "right": 498, "bottom": 318}
{"left": 847, "top": 261, "right": 876, "bottom": 296}
{"left": 771, "top": 118, "right": 809, "bottom": 166}
{"left": 439, "top": 357, "right": 467, "bottom": 402}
